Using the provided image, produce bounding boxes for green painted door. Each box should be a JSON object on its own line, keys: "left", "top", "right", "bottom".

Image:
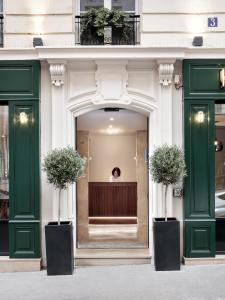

{"left": 9, "top": 101, "right": 40, "bottom": 258}
{"left": 0, "top": 61, "right": 40, "bottom": 258}
{"left": 183, "top": 59, "right": 225, "bottom": 257}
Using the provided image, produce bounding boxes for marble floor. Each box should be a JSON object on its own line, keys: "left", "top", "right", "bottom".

{"left": 78, "top": 223, "right": 148, "bottom": 249}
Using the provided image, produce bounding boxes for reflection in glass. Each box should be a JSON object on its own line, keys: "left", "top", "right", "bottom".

{"left": 80, "top": 0, "right": 104, "bottom": 12}
{"left": 112, "top": 0, "right": 135, "bottom": 12}
{"left": 0, "top": 106, "right": 9, "bottom": 221}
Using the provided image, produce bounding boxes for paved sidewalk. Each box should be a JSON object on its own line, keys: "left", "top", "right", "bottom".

{"left": 0, "top": 264, "right": 225, "bottom": 300}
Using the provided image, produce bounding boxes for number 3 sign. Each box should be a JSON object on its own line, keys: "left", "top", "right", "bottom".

{"left": 208, "top": 17, "right": 218, "bottom": 27}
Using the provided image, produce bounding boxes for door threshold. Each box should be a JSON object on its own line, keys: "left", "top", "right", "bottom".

{"left": 183, "top": 255, "right": 225, "bottom": 266}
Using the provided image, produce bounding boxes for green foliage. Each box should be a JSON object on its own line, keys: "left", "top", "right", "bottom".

{"left": 150, "top": 144, "right": 186, "bottom": 186}
{"left": 81, "top": 8, "right": 132, "bottom": 42}
{"left": 43, "top": 146, "right": 86, "bottom": 190}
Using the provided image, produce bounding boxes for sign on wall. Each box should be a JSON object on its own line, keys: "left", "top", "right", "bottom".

{"left": 208, "top": 17, "right": 218, "bottom": 28}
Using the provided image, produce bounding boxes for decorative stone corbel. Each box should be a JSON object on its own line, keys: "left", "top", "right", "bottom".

{"left": 158, "top": 63, "right": 174, "bottom": 86}
{"left": 49, "top": 64, "right": 66, "bottom": 87}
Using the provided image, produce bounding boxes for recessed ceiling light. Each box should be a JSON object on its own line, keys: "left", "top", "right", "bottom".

{"left": 110, "top": 117, "right": 114, "bottom": 121}
{"left": 107, "top": 127, "right": 120, "bottom": 135}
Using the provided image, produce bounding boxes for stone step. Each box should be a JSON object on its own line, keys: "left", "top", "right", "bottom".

{"left": 75, "top": 248, "right": 151, "bottom": 266}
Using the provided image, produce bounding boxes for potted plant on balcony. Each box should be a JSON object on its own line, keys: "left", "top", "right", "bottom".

{"left": 80, "top": 8, "right": 133, "bottom": 45}
{"left": 43, "top": 146, "right": 86, "bottom": 275}
{"left": 149, "top": 144, "right": 186, "bottom": 271}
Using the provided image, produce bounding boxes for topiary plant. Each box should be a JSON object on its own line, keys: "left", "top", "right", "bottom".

{"left": 43, "top": 146, "right": 86, "bottom": 225}
{"left": 149, "top": 144, "right": 186, "bottom": 221}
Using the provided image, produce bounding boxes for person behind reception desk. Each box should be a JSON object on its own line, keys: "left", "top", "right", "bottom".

{"left": 109, "top": 167, "right": 122, "bottom": 182}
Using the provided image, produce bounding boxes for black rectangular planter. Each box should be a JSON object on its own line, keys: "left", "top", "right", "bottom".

{"left": 153, "top": 218, "right": 180, "bottom": 271}
{"left": 45, "top": 221, "right": 74, "bottom": 276}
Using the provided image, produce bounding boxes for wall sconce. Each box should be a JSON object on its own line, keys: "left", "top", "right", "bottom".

{"left": 192, "top": 36, "right": 203, "bottom": 47}
{"left": 33, "top": 37, "right": 43, "bottom": 47}
{"left": 220, "top": 69, "right": 225, "bottom": 88}
{"left": 19, "top": 112, "right": 29, "bottom": 125}
{"left": 195, "top": 111, "right": 205, "bottom": 123}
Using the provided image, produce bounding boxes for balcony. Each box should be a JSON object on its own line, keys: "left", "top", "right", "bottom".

{"left": 75, "top": 14, "right": 140, "bottom": 46}
{"left": 0, "top": 15, "right": 3, "bottom": 47}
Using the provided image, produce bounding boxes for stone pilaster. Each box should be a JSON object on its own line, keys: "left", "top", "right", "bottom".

{"left": 49, "top": 61, "right": 68, "bottom": 221}
{"left": 156, "top": 60, "right": 175, "bottom": 218}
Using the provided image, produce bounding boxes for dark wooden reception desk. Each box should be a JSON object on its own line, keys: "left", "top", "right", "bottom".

{"left": 88, "top": 182, "right": 137, "bottom": 217}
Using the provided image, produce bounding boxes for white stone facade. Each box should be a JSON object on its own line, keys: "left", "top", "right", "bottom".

{"left": 2, "top": 0, "right": 225, "bottom": 48}
{"left": 1, "top": 0, "right": 224, "bottom": 266}
{"left": 39, "top": 58, "right": 183, "bottom": 265}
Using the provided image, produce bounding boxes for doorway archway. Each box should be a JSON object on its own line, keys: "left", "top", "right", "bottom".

{"left": 66, "top": 90, "right": 158, "bottom": 258}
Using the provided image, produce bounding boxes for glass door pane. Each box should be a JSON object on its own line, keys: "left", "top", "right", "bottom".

{"left": 0, "top": 105, "right": 9, "bottom": 255}
{"left": 215, "top": 103, "right": 225, "bottom": 254}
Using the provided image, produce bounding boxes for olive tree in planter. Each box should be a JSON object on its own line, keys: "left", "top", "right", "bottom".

{"left": 150, "top": 144, "right": 186, "bottom": 271}
{"left": 43, "top": 147, "right": 86, "bottom": 275}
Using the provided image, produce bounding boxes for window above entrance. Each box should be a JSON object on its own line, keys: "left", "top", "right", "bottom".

{"left": 80, "top": 0, "right": 135, "bottom": 14}
{"left": 76, "top": 0, "right": 139, "bottom": 46}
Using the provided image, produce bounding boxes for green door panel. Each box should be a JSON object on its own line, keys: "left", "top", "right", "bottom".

{"left": 184, "top": 101, "right": 215, "bottom": 219}
{"left": 184, "top": 59, "right": 225, "bottom": 99}
{"left": 0, "top": 61, "right": 40, "bottom": 100}
{"left": 9, "top": 222, "right": 40, "bottom": 258}
{"left": 9, "top": 102, "right": 40, "bottom": 221}
{"left": 185, "top": 220, "right": 215, "bottom": 257}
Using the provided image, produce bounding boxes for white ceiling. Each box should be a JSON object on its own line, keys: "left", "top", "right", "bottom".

{"left": 77, "top": 109, "right": 147, "bottom": 134}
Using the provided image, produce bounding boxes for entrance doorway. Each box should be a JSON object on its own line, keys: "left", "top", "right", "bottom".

{"left": 76, "top": 108, "right": 149, "bottom": 249}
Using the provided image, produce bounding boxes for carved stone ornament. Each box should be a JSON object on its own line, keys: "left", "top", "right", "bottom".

{"left": 158, "top": 64, "right": 174, "bottom": 86}
{"left": 92, "top": 61, "right": 132, "bottom": 105}
{"left": 49, "top": 64, "right": 65, "bottom": 87}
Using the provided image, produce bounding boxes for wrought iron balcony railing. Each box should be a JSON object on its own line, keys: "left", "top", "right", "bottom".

{"left": 75, "top": 14, "right": 140, "bottom": 46}
{"left": 0, "top": 15, "right": 3, "bottom": 47}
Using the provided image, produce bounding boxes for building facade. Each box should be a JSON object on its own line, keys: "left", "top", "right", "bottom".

{"left": 0, "top": 0, "right": 225, "bottom": 271}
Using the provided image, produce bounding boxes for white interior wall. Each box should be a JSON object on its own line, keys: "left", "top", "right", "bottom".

{"left": 89, "top": 133, "right": 137, "bottom": 182}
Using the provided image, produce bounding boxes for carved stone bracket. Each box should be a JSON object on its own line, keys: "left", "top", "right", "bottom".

{"left": 158, "top": 63, "right": 174, "bottom": 86}
{"left": 49, "top": 64, "right": 66, "bottom": 87}
{"left": 93, "top": 60, "right": 132, "bottom": 105}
